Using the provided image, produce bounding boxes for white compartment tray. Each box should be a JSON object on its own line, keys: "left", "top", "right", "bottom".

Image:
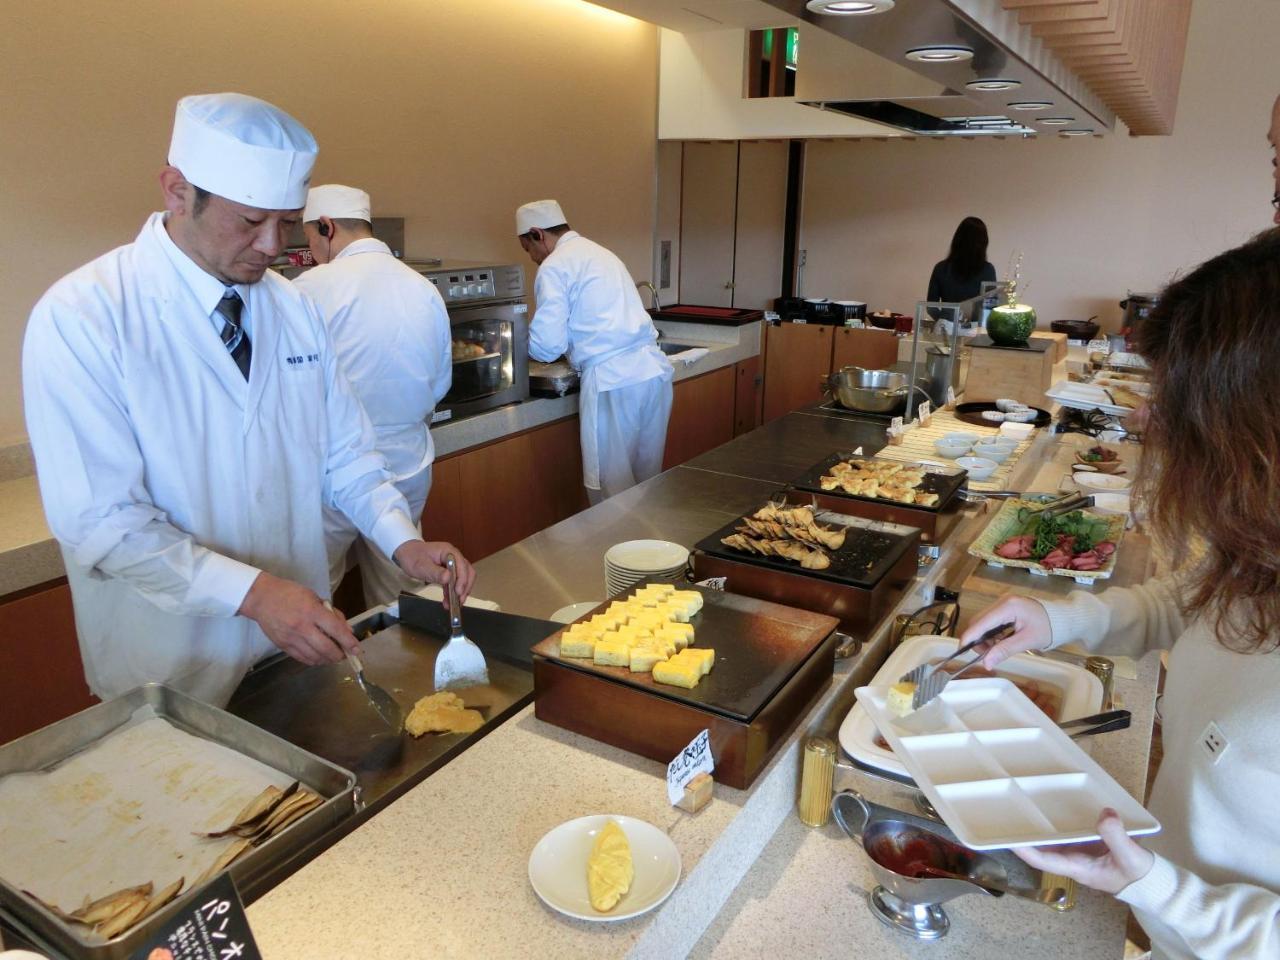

{"left": 839, "top": 635, "right": 1102, "bottom": 779}
{"left": 855, "top": 677, "right": 1160, "bottom": 850}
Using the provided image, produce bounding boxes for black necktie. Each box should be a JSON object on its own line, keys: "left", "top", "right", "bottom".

{"left": 215, "top": 290, "right": 252, "bottom": 380}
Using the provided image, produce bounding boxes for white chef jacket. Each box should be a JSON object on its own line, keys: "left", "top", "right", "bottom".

{"left": 22, "top": 212, "right": 421, "bottom": 707}
{"left": 292, "top": 238, "right": 451, "bottom": 482}
{"left": 528, "top": 231, "right": 673, "bottom": 490}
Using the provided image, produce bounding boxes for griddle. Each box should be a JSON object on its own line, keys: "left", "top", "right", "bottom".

{"left": 790, "top": 453, "right": 968, "bottom": 513}
{"left": 531, "top": 584, "right": 831, "bottom": 724}
{"left": 694, "top": 510, "right": 917, "bottom": 591}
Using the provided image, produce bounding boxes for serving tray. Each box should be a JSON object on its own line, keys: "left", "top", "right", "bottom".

{"left": 790, "top": 453, "right": 967, "bottom": 514}
{"left": 839, "top": 635, "right": 1102, "bottom": 779}
{"left": 968, "top": 498, "right": 1128, "bottom": 585}
{"left": 855, "top": 678, "right": 1159, "bottom": 850}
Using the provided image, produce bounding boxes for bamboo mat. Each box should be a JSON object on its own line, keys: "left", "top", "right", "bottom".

{"left": 873, "top": 409, "right": 1035, "bottom": 491}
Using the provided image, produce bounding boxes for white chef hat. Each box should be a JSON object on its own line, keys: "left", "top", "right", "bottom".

{"left": 304, "top": 184, "right": 372, "bottom": 222}
{"left": 515, "top": 199, "right": 567, "bottom": 237}
{"left": 168, "top": 93, "right": 318, "bottom": 210}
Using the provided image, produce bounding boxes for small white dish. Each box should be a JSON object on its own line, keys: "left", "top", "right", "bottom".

{"left": 934, "top": 438, "right": 972, "bottom": 459}
{"left": 1088, "top": 492, "right": 1132, "bottom": 517}
{"left": 972, "top": 439, "right": 1016, "bottom": 463}
{"left": 981, "top": 410, "right": 1007, "bottom": 422}
{"left": 550, "top": 601, "right": 603, "bottom": 624}
{"left": 941, "top": 432, "right": 980, "bottom": 446}
{"left": 995, "top": 398, "right": 1020, "bottom": 412}
{"left": 956, "top": 456, "right": 999, "bottom": 480}
{"left": 1004, "top": 408, "right": 1037, "bottom": 423}
{"left": 528, "top": 815, "right": 681, "bottom": 922}
{"left": 1074, "top": 472, "right": 1131, "bottom": 493}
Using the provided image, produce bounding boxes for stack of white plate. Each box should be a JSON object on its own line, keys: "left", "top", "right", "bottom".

{"left": 604, "top": 540, "right": 689, "bottom": 596}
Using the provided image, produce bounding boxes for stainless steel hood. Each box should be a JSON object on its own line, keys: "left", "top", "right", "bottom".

{"left": 588, "top": 0, "right": 1114, "bottom": 138}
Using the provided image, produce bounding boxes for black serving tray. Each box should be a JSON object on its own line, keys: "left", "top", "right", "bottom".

{"left": 790, "top": 453, "right": 967, "bottom": 513}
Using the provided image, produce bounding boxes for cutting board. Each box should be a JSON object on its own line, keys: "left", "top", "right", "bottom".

{"left": 532, "top": 585, "right": 839, "bottom": 789}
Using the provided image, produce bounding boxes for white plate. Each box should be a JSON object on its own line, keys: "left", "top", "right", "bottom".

{"left": 839, "top": 635, "right": 1102, "bottom": 779}
{"left": 1046, "top": 382, "right": 1133, "bottom": 417}
{"left": 604, "top": 539, "right": 689, "bottom": 572}
{"left": 855, "top": 678, "right": 1159, "bottom": 849}
{"left": 1074, "top": 472, "right": 1131, "bottom": 493}
{"left": 528, "top": 815, "right": 681, "bottom": 922}
{"left": 549, "top": 601, "right": 602, "bottom": 624}
{"left": 1089, "top": 492, "right": 1132, "bottom": 517}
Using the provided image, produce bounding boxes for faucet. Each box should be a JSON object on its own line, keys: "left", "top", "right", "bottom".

{"left": 636, "top": 280, "right": 662, "bottom": 312}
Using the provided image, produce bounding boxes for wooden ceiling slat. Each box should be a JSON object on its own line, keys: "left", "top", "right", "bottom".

{"left": 1002, "top": 0, "right": 1190, "bottom": 135}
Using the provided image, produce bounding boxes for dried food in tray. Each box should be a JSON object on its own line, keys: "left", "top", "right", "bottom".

{"left": 855, "top": 677, "right": 1159, "bottom": 849}
{"left": 791, "top": 453, "right": 966, "bottom": 513}
{"left": 694, "top": 503, "right": 918, "bottom": 590}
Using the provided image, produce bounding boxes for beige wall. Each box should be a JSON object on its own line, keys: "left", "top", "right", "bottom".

{"left": 0, "top": 0, "right": 657, "bottom": 443}
{"left": 799, "top": 1, "right": 1278, "bottom": 334}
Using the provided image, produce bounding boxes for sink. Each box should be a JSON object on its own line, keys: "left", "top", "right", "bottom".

{"left": 658, "top": 341, "right": 700, "bottom": 355}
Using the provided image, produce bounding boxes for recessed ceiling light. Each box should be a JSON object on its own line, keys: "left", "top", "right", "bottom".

{"left": 965, "top": 78, "right": 1022, "bottom": 92}
{"left": 806, "top": 0, "right": 894, "bottom": 13}
{"left": 1008, "top": 100, "right": 1053, "bottom": 110}
{"left": 905, "top": 45, "right": 974, "bottom": 63}
{"left": 1038, "top": 117, "right": 1075, "bottom": 125}
{"left": 1060, "top": 128, "right": 1094, "bottom": 136}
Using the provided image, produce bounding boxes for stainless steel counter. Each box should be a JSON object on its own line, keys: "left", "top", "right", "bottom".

{"left": 471, "top": 466, "right": 784, "bottom": 618}
{"left": 682, "top": 409, "right": 889, "bottom": 486}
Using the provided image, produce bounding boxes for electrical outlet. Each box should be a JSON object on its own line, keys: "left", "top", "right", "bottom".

{"left": 1200, "top": 721, "right": 1228, "bottom": 763}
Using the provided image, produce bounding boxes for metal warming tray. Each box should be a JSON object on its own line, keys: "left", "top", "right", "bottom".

{"left": 788, "top": 453, "right": 968, "bottom": 544}
{"left": 0, "top": 683, "right": 355, "bottom": 960}
{"left": 532, "top": 584, "right": 839, "bottom": 789}
{"left": 691, "top": 507, "right": 920, "bottom": 636}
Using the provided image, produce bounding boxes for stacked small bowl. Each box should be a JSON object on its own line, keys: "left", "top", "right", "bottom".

{"left": 604, "top": 540, "right": 690, "bottom": 596}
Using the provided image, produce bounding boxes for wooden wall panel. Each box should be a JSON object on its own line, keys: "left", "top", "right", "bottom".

{"left": 762, "top": 323, "right": 833, "bottom": 423}
{"left": 663, "top": 366, "right": 737, "bottom": 469}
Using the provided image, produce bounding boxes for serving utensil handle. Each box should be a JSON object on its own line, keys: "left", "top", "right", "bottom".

{"left": 445, "top": 554, "right": 463, "bottom": 636}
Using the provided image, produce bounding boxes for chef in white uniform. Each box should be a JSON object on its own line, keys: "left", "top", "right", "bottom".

{"left": 292, "top": 184, "right": 452, "bottom": 608}
{"left": 22, "top": 93, "right": 475, "bottom": 708}
{"left": 516, "top": 200, "right": 674, "bottom": 504}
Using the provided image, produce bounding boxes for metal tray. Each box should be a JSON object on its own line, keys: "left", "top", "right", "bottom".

{"left": 0, "top": 683, "right": 355, "bottom": 960}
{"left": 790, "top": 453, "right": 967, "bottom": 514}
{"left": 694, "top": 506, "right": 919, "bottom": 589}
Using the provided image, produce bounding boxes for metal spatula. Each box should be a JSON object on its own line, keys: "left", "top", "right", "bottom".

{"left": 433, "top": 554, "right": 489, "bottom": 691}
{"left": 325, "top": 602, "right": 403, "bottom": 731}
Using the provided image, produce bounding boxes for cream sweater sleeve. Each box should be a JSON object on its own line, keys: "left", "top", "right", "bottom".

{"left": 1037, "top": 576, "right": 1188, "bottom": 659}
{"left": 1119, "top": 855, "right": 1280, "bottom": 959}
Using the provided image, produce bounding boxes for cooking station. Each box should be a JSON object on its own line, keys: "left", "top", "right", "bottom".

{"left": 1, "top": 406, "right": 1161, "bottom": 960}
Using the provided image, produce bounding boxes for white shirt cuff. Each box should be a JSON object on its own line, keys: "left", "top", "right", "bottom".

{"left": 1117, "top": 854, "right": 1178, "bottom": 913}
{"left": 192, "top": 552, "right": 263, "bottom": 617}
{"left": 369, "top": 511, "right": 421, "bottom": 566}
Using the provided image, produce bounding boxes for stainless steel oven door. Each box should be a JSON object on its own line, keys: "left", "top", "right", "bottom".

{"left": 438, "top": 299, "right": 530, "bottom": 421}
{"left": 448, "top": 318, "right": 513, "bottom": 403}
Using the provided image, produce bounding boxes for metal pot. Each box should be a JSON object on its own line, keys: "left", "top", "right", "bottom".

{"left": 826, "top": 366, "right": 909, "bottom": 412}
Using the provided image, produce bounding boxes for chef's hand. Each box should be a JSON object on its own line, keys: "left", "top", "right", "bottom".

{"left": 959, "top": 594, "right": 1053, "bottom": 669}
{"left": 238, "top": 572, "right": 359, "bottom": 665}
{"left": 1014, "top": 808, "right": 1155, "bottom": 894}
{"left": 393, "top": 540, "right": 476, "bottom": 604}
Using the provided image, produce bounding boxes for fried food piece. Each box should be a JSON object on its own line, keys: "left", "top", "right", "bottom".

{"left": 405, "top": 691, "right": 484, "bottom": 736}
{"left": 914, "top": 492, "right": 940, "bottom": 508}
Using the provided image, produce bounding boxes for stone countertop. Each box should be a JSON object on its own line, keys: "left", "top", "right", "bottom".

{"left": 692, "top": 655, "right": 1160, "bottom": 960}
{"left": 0, "top": 475, "right": 62, "bottom": 595}
{"left": 431, "top": 320, "right": 761, "bottom": 458}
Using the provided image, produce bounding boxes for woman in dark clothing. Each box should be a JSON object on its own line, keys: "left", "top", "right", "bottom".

{"left": 928, "top": 216, "right": 997, "bottom": 306}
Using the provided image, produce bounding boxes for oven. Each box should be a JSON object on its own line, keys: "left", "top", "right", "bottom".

{"left": 417, "top": 260, "right": 530, "bottom": 422}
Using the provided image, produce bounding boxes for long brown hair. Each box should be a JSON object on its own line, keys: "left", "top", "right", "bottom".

{"left": 1136, "top": 227, "right": 1280, "bottom": 653}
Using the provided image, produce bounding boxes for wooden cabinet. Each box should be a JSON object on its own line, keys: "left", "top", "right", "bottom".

{"left": 663, "top": 366, "right": 737, "bottom": 470}
{"left": 762, "top": 322, "right": 833, "bottom": 422}
{"left": 422, "top": 416, "right": 588, "bottom": 563}
{"left": 831, "top": 327, "right": 899, "bottom": 372}
{"left": 0, "top": 580, "right": 97, "bottom": 744}
{"left": 733, "top": 356, "right": 763, "bottom": 436}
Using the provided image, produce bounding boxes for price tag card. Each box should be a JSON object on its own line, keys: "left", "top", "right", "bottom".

{"left": 667, "top": 729, "right": 715, "bottom": 805}
{"left": 946, "top": 387, "right": 957, "bottom": 406}
{"left": 918, "top": 400, "right": 932, "bottom": 423}
{"left": 131, "top": 873, "right": 262, "bottom": 960}
{"left": 890, "top": 416, "right": 904, "bottom": 432}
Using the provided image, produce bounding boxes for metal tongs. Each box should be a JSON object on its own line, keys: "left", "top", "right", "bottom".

{"left": 1039, "top": 491, "right": 1095, "bottom": 519}
{"left": 900, "top": 622, "right": 1016, "bottom": 710}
